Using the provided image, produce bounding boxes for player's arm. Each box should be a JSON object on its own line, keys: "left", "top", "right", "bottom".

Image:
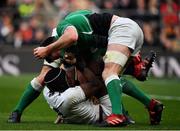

{"left": 76, "top": 58, "right": 106, "bottom": 99}
{"left": 34, "top": 26, "right": 78, "bottom": 59}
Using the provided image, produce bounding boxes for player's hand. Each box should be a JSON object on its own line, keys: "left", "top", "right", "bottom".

{"left": 33, "top": 47, "right": 49, "bottom": 59}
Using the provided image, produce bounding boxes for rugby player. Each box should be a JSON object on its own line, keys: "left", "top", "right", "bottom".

{"left": 8, "top": 46, "right": 156, "bottom": 124}
{"left": 33, "top": 10, "right": 159, "bottom": 126}
{"left": 8, "top": 38, "right": 154, "bottom": 124}
{"left": 43, "top": 67, "right": 132, "bottom": 125}
{"left": 8, "top": 25, "right": 156, "bottom": 124}
{"left": 43, "top": 57, "right": 163, "bottom": 126}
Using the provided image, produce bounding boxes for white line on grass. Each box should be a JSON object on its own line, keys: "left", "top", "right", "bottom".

{"left": 149, "top": 94, "right": 180, "bottom": 101}
{"left": 123, "top": 94, "right": 180, "bottom": 101}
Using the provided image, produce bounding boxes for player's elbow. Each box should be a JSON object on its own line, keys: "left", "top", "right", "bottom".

{"left": 69, "top": 33, "right": 78, "bottom": 43}
{"left": 65, "top": 26, "right": 78, "bottom": 43}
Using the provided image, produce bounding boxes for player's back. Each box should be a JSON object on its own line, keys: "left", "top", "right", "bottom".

{"left": 65, "top": 10, "right": 113, "bottom": 37}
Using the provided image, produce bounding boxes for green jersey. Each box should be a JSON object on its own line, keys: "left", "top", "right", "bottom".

{"left": 56, "top": 10, "right": 94, "bottom": 50}
{"left": 56, "top": 10, "right": 113, "bottom": 60}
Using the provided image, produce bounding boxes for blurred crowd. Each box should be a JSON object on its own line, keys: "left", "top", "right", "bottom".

{"left": 0, "top": 0, "right": 179, "bottom": 52}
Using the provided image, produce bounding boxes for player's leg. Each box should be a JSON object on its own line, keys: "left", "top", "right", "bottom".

{"left": 98, "top": 94, "right": 135, "bottom": 126}
{"left": 121, "top": 78, "right": 164, "bottom": 125}
{"left": 8, "top": 57, "right": 61, "bottom": 123}
{"left": 74, "top": 59, "right": 135, "bottom": 125}
{"left": 124, "top": 51, "right": 156, "bottom": 81}
{"left": 121, "top": 77, "right": 151, "bottom": 106}
{"left": 82, "top": 60, "right": 135, "bottom": 125}
{"left": 7, "top": 65, "right": 51, "bottom": 123}
{"left": 102, "top": 44, "right": 131, "bottom": 126}
{"left": 102, "top": 17, "right": 144, "bottom": 126}
{"left": 8, "top": 29, "right": 59, "bottom": 123}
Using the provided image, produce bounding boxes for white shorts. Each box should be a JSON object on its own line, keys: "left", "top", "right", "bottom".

{"left": 108, "top": 17, "right": 144, "bottom": 56}
{"left": 43, "top": 86, "right": 111, "bottom": 124}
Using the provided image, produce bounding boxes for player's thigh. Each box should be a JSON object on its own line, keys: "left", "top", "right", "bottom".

{"left": 108, "top": 17, "right": 143, "bottom": 56}
{"left": 107, "top": 44, "right": 131, "bottom": 57}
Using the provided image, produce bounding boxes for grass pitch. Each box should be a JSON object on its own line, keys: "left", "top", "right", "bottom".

{"left": 0, "top": 74, "right": 180, "bottom": 130}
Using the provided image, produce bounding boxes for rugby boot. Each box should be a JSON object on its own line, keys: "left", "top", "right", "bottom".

{"left": 7, "top": 111, "right": 21, "bottom": 123}
{"left": 148, "top": 99, "right": 164, "bottom": 125}
{"left": 124, "top": 111, "right": 135, "bottom": 124}
{"left": 133, "top": 51, "right": 156, "bottom": 81}
{"left": 98, "top": 114, "right": 127, "bottom": 127}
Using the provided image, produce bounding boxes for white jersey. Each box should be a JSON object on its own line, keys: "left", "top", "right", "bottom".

{"left": 43, "top": 86, "right": 112, "bottom": 124}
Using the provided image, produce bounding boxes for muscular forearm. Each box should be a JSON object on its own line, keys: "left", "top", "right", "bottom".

{"left": 47, "top": 32, "right": 77, "bottom": 54}
{"left": 33, "top": 27, "right": 78, "bottom": 59}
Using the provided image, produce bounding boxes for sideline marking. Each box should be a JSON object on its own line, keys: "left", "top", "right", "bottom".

{"left": 123, "top": 94, "right": 180, "bottom": 101}
{"left": 149, "top": 94, "right": 180, "bottom": 101}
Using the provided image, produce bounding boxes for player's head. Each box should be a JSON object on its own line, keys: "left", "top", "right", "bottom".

{"left": 40, "top": 36, "right": 60, "bottom": 63}
{"left": 44, "top": 68, "right": 69, "bottom": 92}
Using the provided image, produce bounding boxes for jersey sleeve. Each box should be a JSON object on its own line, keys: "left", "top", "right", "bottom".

{"left": 56, "top": 20, "right": 73, "bottom": 37}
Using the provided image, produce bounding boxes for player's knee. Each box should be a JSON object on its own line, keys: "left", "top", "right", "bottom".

{"left": 102, "top": 69, "right": 109, "bottom": 81}
{"left": 36, "top": 75, "right": 45, "bottom": 85}
{"left": 37, "top": 66, "right": 52, "bottom": 85}
{"left": 31, "top": 77, "right": 44, "bottom": 91}
{"left": 102, "top": 50, "right": 130, "bottom": 80}
{"left": 102, "top": 64, "right": 119, "bottom": 81}
{"left": 104, "top": 51, "right": 129, "bottom": 67}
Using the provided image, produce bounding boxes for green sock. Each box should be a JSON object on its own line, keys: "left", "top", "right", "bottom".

{"left": 121, "top": 78, "right": 151, "bottom": 107}
{"left": 106, "top": 76, "right": 123, "bottom": 114}
{"left": 13, "top": 83, "right": 41, "bottom": 114}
